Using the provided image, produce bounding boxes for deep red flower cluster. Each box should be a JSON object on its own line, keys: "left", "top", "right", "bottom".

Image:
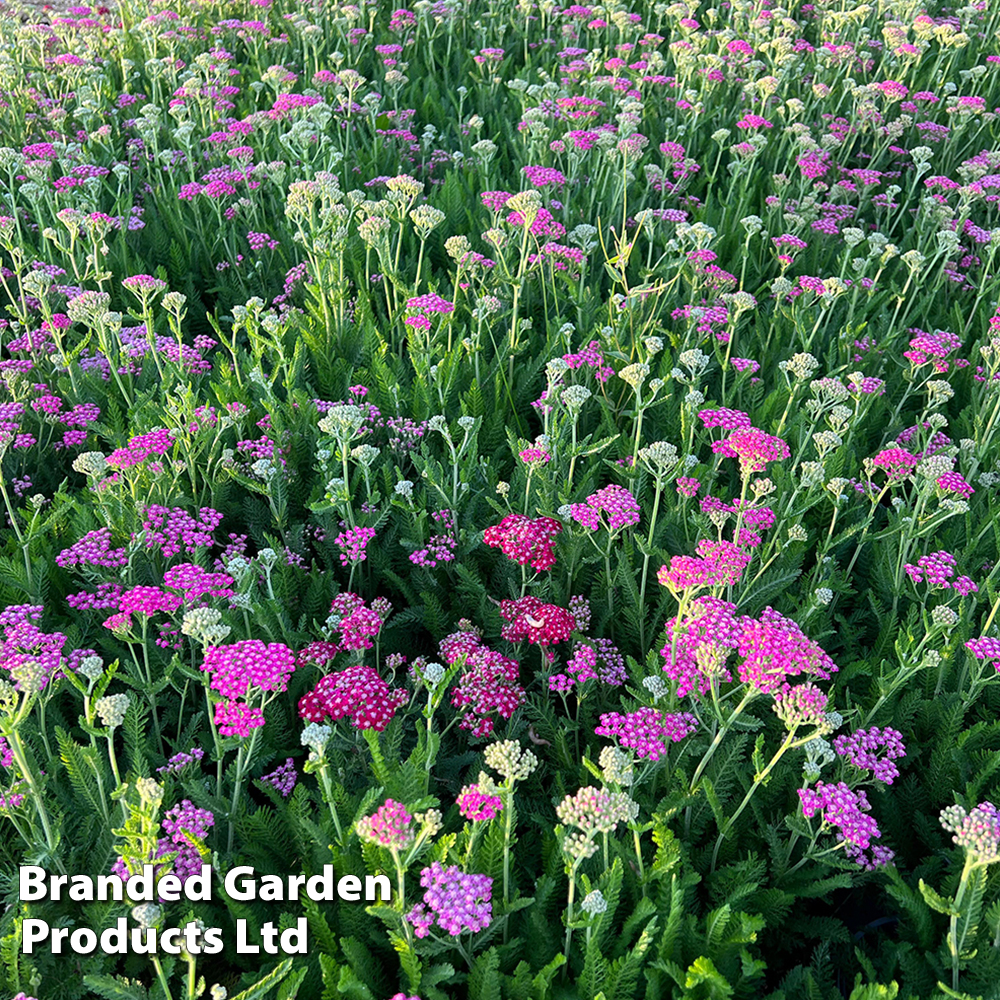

{"left": 298, "top": 664, "right": 408, "bottom": 730}
{"left": 483, "top": 514, "right": 562, "bottom": 570}
{"left": 498, "top": 596, "right": 576, "bottom": 648}
{"left": 440, "top": 630, "right": 525, "bottom": 738}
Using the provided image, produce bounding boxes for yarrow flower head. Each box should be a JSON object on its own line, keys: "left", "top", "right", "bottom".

{"left": 712, "top": 427, "right": 790, "bottom": 475}
{"left": 484, "top": 739, "right": 538, "bottom": 783}
{"left": 298, "top": 665, "right": 408, "bottom": 731}
{"left": 834, "top": 727, "right": 906, "bottom": 784}
{"left": 356, "top": 799, "right": 415, "bottom": 849}
{"left": 658, "top": 539, "right": 751, "bottom": 592}
{"left": 405, "top": 863, "right": 492, "bottom": 937}
{"left": 498, "top": 596, "right": 576, "bottom": 651}
{"left": 440, "top": 631, "right": 524, "bottom": 737}
{"left": 457, "top": 779, "right": 504, "bottom": 821}
{"left": 483, "top": 515, "right": 561, "bottom": 570}
{"left": 568, "top": 485, "right": 640, "bottom": 532}
{"left": 595, "top": 707, "right": 698, "bottom": 761}
{"left": 798, "top": 781, "right": 882, "bottom": 849}
{"left": 939, "top": 802, "right": 1000, "bottom": 865}
{"left": 772, "top": 682, "right": 830, "bottom": 731}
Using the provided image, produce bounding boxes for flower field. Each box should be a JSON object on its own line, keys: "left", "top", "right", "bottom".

{"left": 3, "top": 0, "right": 1000, "bottom": 997}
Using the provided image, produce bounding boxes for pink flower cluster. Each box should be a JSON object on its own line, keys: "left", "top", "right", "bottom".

{"left": 298, "top": 665, "right": 408, "bottom": 731}
{"left": 483, "top": 514, "right": 562, "bottom": 570}
{"left": 406, "top": 863, "right": 493, "bottom": 937}
{"left": 562, "top": 341, "right": 614, "bottom": 383}
{"left": 937, "top": 471, "right": 974, "bottom": 498}
{"left": 106, "top": 429, "right": 176, "bottom": 470}
{"left": 834, "top": 727, "right": 906, "bottom": 784}
{"left": 798, "top": 782, "right": 881, "bottom": 849}
{"left": 903, "top": 329, "right": 962, "bottom": 370}
{"left": 457, "top": 785, "right": 504, "bottom": 821}
{"left": 772, "top": 682, "right": 828, "bottom": 729}
{"left": 698, "top": 406, "right": 753, "bottom": 431}
{"left": 56, "top": 528, "right": 128, "bottom": 570}
{"left": 658, "top": 538, "right": 751, "bottom": 592}
{"left": 568, "top": 484, "right": 641, "bottom": 532}
{"left": 356, "top": 799, "right": 415, "bottom": 849}
{"left": 440, "top": 630, "right": 524, "bottom": 738}
{"left": 549, "top": 638, "right": 627, "bottom": 692}
{"left": 661, "top": 599, "right": 837, "bottom": 697}
{"left": 335, "top": 525, "right": 377, "bottom": 565}
{"left": 163, "top": 564, "right": 235, "bottom": 604}
{"left": 0, "top": 605, "right": 66, "bottom": 692}
{"left": 902, "top": 550, "right": 977, "bottom": 595}
{"left": 870, "top": 448, "right": 919, "bottom": 481}
{"left": 498, "top": 596, "right": 576, "bottom": 649}
{"left": 736, "top": 608, "right": 838, "bottom": 693}
{"left": 711, "top": 426, "right": 790, "bottom": 475}
{"left": 140, "top": 506, "right": 223, "bottom": 558}
{"left": 331, "top": 593, "right": 385, "bottom": 651}
{"left": 940, "top": 801, "right": 1000, "bottom": 863}
{"left": 964, "top": 636, "right": 1000, "bottom": 670}
{"left": 409, "top": 509, "right": 457, "bottom": 567}
{"left": 595, "top": 707, "right": 698, "bottom": 761}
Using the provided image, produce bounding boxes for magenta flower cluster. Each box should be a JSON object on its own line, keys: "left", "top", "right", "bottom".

{"left": 200, "top": 640, "right": 295, "bottom": 737}
{"left": 457, "top": 785, "right": 504, "bottom": 822}
{"left": 409, "top": 509, "right": 457, "bottom": 567}
{"left": 298, "top": 665, "right": 408, "bottom": 731}
{"left": 406, "top": 863, "right": 493, "bottom": 938}
{"left": 595, "top": 707, "right": 698, "bottom": 761}
{"left": 798, "top": 782, "right": 882, "bottom": 850}
{"left": 661, "top": 600, "right": 837, "bottom": 697}
{"left": 483, "top": 514, "right": 562, "bottom": 571}
{"left": 140, "top": 505, "right": 223, "bottom": 558}
{"left": 568, "top": 484, "right": 641, "bottom": 532}
{"left": 498, "top": 596, "right": 576, "bottom": 649}
{"left": 356, "top": 799, "right": 414, "bottom": 849}
{"left": 834, "top": 727, "right": 906, "bottom": 784}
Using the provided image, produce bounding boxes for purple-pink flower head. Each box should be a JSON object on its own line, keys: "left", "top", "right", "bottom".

{"left": 940, "top": 801, "right": 1000, "bottom": 864}
{"left": 595, "top": 707, "right": 698, "bottom": 761}
{"left": 736, "top": 608, "right": 837, "bottom": 693}
{"left": 200, "top": 640, "right": 296, "bottom": 700}
{"left": 834, "top": 727, "right": 906, "bottom": 784}
{"left": 798, "top": 781, "right": 881, "bottom": 849}
{"left": 406, "top": 863, "right": 493, "bottom": 937}
{"left": 568, "top": 484, "right": 640, "bottom": 532}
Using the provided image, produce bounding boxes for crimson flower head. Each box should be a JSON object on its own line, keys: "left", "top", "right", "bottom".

{"left": 498, "top": 596, "right": 576, "bottom": 648}
{"left": 484, "top": 514, "right": 562, "bottom": 571}
{"left": 298, "top": 664, "right": 408, "bottom": 731}
{"left": 712, "top": 426, "right": 790, "bottom": 475}
{"left": 440, "top": 630, "right": 524, "bottom": 737}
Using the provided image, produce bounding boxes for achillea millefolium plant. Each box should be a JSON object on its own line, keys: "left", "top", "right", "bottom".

{"left": 2, "top": 0, "right": 1000, "bottom": 998}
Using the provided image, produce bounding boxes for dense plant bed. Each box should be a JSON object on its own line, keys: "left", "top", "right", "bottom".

{"left": 1, "top": 1, "right": 1000, "bottom": 998}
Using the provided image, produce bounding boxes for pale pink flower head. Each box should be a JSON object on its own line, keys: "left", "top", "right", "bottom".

{"left": 356, "top": 799, "right": 415, "bottom": 849}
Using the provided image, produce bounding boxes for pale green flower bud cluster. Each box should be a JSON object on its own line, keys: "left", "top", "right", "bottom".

{"left": 484, "top": 740, "right": 538, "bottom": 783}
{"left": 96, "top": 693, "right": 130, "bottom": 728}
